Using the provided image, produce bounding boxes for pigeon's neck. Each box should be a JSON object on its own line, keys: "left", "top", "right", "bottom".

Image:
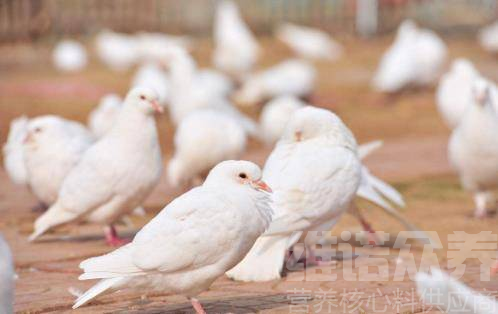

{"left": 109, "top": 105, "right": 157, "bottom": 139}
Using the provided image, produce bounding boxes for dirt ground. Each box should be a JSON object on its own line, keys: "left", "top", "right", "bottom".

{"left": 2, "top": 36, "right": 498, "bottom": 313}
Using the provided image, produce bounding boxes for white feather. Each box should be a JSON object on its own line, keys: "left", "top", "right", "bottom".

{"left": 3, "top": 116, "right": 29, "bottom": 185}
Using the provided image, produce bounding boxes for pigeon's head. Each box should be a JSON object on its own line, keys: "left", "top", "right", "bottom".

{"left": 472, "top": 78, "right": 494, "bottom": 108}
{"left": 204, "top": 160, "right": 272, "bottom": 193}
{"left": 282, "top": 106, "right": 350, "bottom": 142}
{"left": 397, "top": 19, "right": 417, "bottom": 39}
{"left": 23, "top": 116, "right": 65, "bottom": 147}
{"left": 125, "top": 87, "right": 163, "bottom": 114}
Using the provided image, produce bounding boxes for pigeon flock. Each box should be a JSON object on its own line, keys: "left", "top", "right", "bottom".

{"left": 3, "top": 1, "right": 498, "bottom": 313}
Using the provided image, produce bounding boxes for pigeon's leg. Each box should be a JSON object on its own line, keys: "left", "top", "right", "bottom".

{"left": 31, "top": 201, "right": 48, "bottom": 212}
{"left": 351, "top": 206, "right": 379, "bottom": 245}
{"left": 104, "top": 225, "right": 128, "bottom": 247}
{"left": 190, "top": 298, "right": 206, "bottom": 314}
{"left": 474, "top": 192, "right": 490, "bottom": 219}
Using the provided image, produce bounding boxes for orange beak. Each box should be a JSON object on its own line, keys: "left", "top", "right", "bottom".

{"left": 252, "top": 180, "right": 272, "bottom": 193}
{"left": 150, "top": 100, "right": 164, "bottom": 113}
{"left": 23, "top": 132, "right": 33, "bottom": 144}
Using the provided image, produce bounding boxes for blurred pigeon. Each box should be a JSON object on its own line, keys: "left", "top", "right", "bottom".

{"left": 167, "top": 109, "right": 247, "bottom": 188}
{"left": 135, "top": 32, "right": 192, "bottom": 64}
{"left": 227, "top": 106, "right": 362, "bottom": 281}
{"left": 437, "top": 58, "right": 480, "bottom": 129}
{"left": 259, "top": 96, "right": 307, "bottom": 145}
{"left": 479, "top": 21, "right": 498, "bottom": 54}
{"left": 52, "top": 40, "right": 88, "bottom": 72}
{"left": 29, "top": 87, "right": 164, "bottom": 246}
{"left": 23, "top": 116, "right": 94, "bottom": 206}
{"left": 213, "top": 0, "right": 259, "bottom": 81}
{"left": 73, "top": 160, "right": 272, "bottom": 313}
{"left": 3, "top": 116, "right": 29, "bottom": 186}
{"left": 448, "top": 78, "right": 498, "bottom": 218}
{"left": 235, "top": 59, "right": 316, "bottom": 106}
{"left": 95, "top": 30, "right": 139, "bottom": 71}
{"left": 0, "top": 234, "right": 13, "bottom": 314}
{"left": 87, "top": 94, "right": 123, "bottom": 138}
{"left": 373, "top": 20, "right": 447, "bottom": 93}
{"left": 276, "top": 23, "right": 343, "bottom": 61}
{"left": 416, "top": 269, "right": 498, "bottom": 314}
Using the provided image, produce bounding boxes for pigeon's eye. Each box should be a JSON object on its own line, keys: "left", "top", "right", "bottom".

{"left": 140, "top": 95, "right": 146, "bottom": 100}
{"left": 34, "top": 127, "right": 42, "bottom": 133}
{"left": 238, "top": 173, "right": 247, "bottom": 179}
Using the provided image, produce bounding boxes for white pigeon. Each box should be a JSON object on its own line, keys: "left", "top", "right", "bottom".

{"left": 235, "top": 59, "right": 316, "bottom": 106}
{"left": 135, "top": 32, "right": 192, "bottom": 64}
{"left": 131, "top": 63, "right": 170, "bottom": 105}
{"left": 23, "top": 115, "right": 95, "bottom": 207}
{"left": 259, "top": 95, "right": 307, "bottom": 145}
{"left": 448, "top": 78, "right": 498, "bottom": 218}
{"left": 73, "top": 160, "right": 273, "bottom": 313}
{"left": 436, "top": 59, "right": 481, "bottom": 129}
{"left": 0, "top": 235, "right": 13, "bottom": 314}
{"left": 29, "top": 87, "right": 164, "bottom": 246}
{"left": 213, "top": 0, "right": 259, "bottom": 81}
{"left": 276, "top": 23, "right": 343, "bottom": 61}
{"left": 373, "top": 20, "right": 447, "bottom": 93}
{"left": 52, "top": 39, "right": 88, "bottom": 72}
{"left": 3, "top": 116, "right": 29, "bottom": 186}
{"left": 416, "top": 269, "right": 498, "bottom": 314}
{"left": 479, "top": 21, "right": 498, "bottom": 54}
{"left": 87, "top": 93, "right": 123, "bottom": 138}
{"left": 164, "top": 47, "right": 255, "bottom": 135}
{"left": 227, "top": 106, "right": 362, "bottom": 282}
{"left": 95, "top": 30, "right": 139, "bottom": 71}
{"left": 167, "top": 109, "right": 247, "bottom": 188}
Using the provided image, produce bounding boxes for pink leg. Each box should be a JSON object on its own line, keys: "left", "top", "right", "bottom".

{"left": 294, "top": 247, "right": 334, "bottom": 267}
{"left": 104, "top": 225, "right": 129, "bottom": 247}
{"left": 352, "top": 207, "right": 379, "bottom": 245}
{"left": 190, "top": 298, "right": 206, "bottom": 314}
{"left": 492, "top": 260, "right": 498, "bottom": 275}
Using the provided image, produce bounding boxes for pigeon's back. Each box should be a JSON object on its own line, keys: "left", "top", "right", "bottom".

{"left": 3, "top": 116, "right": 29, "bottom": 185}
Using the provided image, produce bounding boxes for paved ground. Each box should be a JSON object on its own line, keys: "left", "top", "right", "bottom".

{"left": 2, "top": 37, "right": 498, "bottom": 313}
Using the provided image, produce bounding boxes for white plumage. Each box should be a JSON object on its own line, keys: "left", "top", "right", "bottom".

{"left": 3, "top": 116, "right": 29, "bottom": 186}
{"left": 135, "top": 32, "right": 192, "bottom": 64}
{"left": 227, "top": 106, "right": 362, "bottom": 282}
{"left": 448, "top": 78, "right": 498, "bottom": 218}
{"left": 131, "top": 63, "right": 170, "bottom": 105}
{"left": 276, "top": 23, "right": 343, "bottom": 61}
{"left": 373, "top": 20, "right": 447, "bottom": 93}
{"left": 0, "top": 234, "right": 13, "bottom": 314}
{"left": 23, "top": 116, "right": 95, "bottom": 206}
{"left": 259, "top": 96, "right": 307, "bottom": 145}
{"left": 479, "top": 21, "right": 498, "bottom": 54}
{"left": 167, "top": 109, "right": 247, "bottom": 187}
{"left": 416, "top": 270, "right": 498, "bottom": 314}
{"left": 29, "top": 87, "right": 164, "bottom": 244}
{"left": 95, "top": 30, "right": 139, "bottom": 72}
{"left": 235, "top": 59, "right": 316, "bottom": 105}
{"left": 87, "top": 94, "right": 123, "bottom": 138}
{"left": 52, "top": 39, "right": 88, "bottom": 72}
{"left": 213, "top": 0, "right": 259, "bottom": 81}
{"left": 436, "top": 58, "right": 481, "bottom": 129}
{"left": 73, "top": 160, "right": 272, "bottom": 313}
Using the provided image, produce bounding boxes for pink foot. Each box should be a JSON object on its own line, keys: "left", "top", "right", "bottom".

{"left": 359, "top": 216, "right": 380, "bottom": 245}
{"left": 492, "top": 261, "right": 498, "bottom": 276}
{"left": 104, "top": 225, "right": 129, "bottom": 247}
{"left": 190, "top": 298, "right": 206, "bottom": 314}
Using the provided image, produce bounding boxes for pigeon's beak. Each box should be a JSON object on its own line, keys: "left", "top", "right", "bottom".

{"left": 150, "top": 100, "right": 164, "bottom": 114}
{"left": 23, "top": 132, "right": 33, "bottom": 144}
{"left": 251, "top": 180, "right": 272, "bottom": 193}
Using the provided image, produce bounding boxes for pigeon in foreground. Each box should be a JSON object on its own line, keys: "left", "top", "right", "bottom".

{"left": 73, "top": 160, "right": 272, "bottom": 313}
{"left": 29, "top": 87, "right": 164, "bottom": 246}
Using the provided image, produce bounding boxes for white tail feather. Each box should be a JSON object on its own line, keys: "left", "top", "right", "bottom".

{"left": 73, "top": 277, "right": 124, "bottom": 309}
{"left": 226, "top": 235, "right": 289, "bottom": 282}
{"left": 358, "top": 140, "right": 383, "bottom": 160}
{"left": 29, "top": 203, "right": 79, "bottom": 242}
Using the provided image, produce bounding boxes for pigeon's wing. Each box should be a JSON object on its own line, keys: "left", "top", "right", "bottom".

{"left": 80, "top": 189, "right": 236, "bottom": 279}
{"left": 57, "top": 140, "right": 121, "bottom": 214}
{"left": 264, "top": 145, "right": 358, "bottom": 236}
